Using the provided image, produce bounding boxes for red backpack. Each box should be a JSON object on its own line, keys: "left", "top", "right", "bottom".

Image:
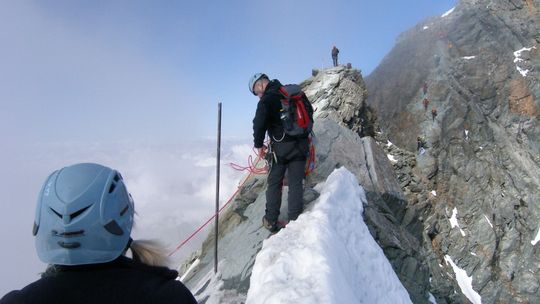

{"left": 278, "top": 84, "right": 313, "bottom": 138}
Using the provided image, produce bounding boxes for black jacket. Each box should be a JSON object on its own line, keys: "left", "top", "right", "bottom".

{"left": 0, "top": 257, "right": 197, "bottom": 304}
{"left": 252, "top": 79, "right": 313, "bottom": 148}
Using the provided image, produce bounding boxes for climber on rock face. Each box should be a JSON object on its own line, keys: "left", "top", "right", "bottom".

{"left": 423, "top": 82, "right": 428, "bottom": 95}
{"left": 417, "top": 136, "right": 427, "bottom": 155}
{"left": 423, "top": 98, "right": 430, "bottom": 111}
{"left": 332, "top": 46, "right": 339, "bottom": 67}
{"left": 417, "top": 136, "right": 425, "bottom": 150}
{"left": 249, "top": 73, "right": 314, "bottom": 233}
{"left": 431, "top": 108, "right": 438, "bottom": 122}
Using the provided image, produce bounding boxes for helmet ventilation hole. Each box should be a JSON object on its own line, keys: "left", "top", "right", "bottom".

{"left": 104, "top": 220, "right": 124, "bottom": 235}
{"left": 50, "top": 207, "right": 62, "bottom": 219}
{"left": 108, "top": 183, "right": 116, "bottom": 193}
{"left": 120, "top": 204, "right": 129, "bottom": 216}
{"left": 58, "top": 241, "right": 81, "bottom": 249}
{"left": 70, "top": 205, "right": 90, "bottom": 220}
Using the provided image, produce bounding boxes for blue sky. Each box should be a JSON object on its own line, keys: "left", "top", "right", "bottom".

{"left": 1, "top": 0, "right": 456, "bottom": 145}
{"left": 0, "top": 0, "right": 456, "bottom": 296}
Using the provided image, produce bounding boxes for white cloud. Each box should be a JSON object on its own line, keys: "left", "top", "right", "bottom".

{"left": 0, "top": 2, "right": 200, "bottom": 143}
{"left": 0, "top": 138, "right": 250, "bottom": 295}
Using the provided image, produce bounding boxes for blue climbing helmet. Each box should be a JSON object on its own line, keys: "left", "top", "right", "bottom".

{"left": 33, "top": 163, "right": 135, "bottom": 265}
{"left": 248, "top": 73, "right": 268, "bottom": 95}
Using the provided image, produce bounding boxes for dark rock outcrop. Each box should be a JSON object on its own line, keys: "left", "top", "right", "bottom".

{"left": 367, "top": 1, "right": 540, "bottom": 303}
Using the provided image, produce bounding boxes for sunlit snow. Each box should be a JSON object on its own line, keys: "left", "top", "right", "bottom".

{"left": 442, "top": 7, "right": 455, "bottom": 17}
{"left": 532, "top": 227, "right": 540, "bottom": 246}
{"left": 449, "top": 207, "right": 466, "bottom": 236}
{"left": 483, "top": 215, "right": 493, "bottom": 228}
{"left": 513, "top": 46, "right": 536, "bottom": 77}
{"left": 246, "top": 168, "right": 412, "bottom": 304}
{"left": 444, "top": 255, "right": 482, "bottom": 304}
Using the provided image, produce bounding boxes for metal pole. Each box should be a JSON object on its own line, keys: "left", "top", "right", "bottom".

{"left": 214, "top": 102, "right": 222, "bottom": 274}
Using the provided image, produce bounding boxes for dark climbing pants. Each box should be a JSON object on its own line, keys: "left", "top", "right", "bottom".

{"left": 332, "top": 56, "right": 338, "bottom": 67}
{"left": 265, "top": 139, "right": 308, "bottom": 223}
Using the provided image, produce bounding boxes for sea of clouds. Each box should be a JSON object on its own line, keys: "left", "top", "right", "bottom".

{"left": 0, "top": 138, "right": 251, "bottom": 295}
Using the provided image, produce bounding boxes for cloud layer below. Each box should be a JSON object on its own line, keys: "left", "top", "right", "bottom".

{"left": 0, "top": 138, "right": 251, "bottom": 295}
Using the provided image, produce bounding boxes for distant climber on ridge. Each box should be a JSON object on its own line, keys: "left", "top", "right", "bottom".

{"left": 431, "top": 108, "right": 438, "bottom": 122}
{"left": 417, "top": 136, "right": 427, "bottom": 155}
{"left": 423, "top": 82, "right": 428, "bottom": 95}
{"left": 332, "top": 45, "right": 339, "bottom": 67}
{"left": 423, "top": 98, "right": 429, "bottom": 111}
{"left": 249, "top": 73, "right": 314, "bottom": 233}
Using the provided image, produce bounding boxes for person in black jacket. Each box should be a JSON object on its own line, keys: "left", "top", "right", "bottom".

{"left": 249, "top": 73, "right": 313, "bottom": 232}
{"left": 0, "top": 163, "right": 197, "bottom": 304}
{"left": 332, "top": 46, "right": 339, "bottom": 67}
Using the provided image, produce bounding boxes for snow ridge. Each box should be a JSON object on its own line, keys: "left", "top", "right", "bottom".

{"left": 246, "top": 167, "right": 411, "bottom": 304}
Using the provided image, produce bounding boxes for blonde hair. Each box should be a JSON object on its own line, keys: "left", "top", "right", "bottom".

{"left": 128, "top": 239, "right": 170, "bottom": 267}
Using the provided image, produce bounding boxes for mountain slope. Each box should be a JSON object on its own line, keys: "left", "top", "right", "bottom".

{"left": 366, "top": 0, "right": 540, "bottom": 302}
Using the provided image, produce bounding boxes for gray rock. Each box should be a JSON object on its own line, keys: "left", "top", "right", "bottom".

{"left": 367, "top": 0, "right": 540, "bottom": 302}
{"left": 183, "top": 117, "right": 430, "bottom": 303}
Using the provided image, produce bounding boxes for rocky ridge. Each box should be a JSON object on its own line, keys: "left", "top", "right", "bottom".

{"left": 367, "top": 0, "right": 540, "bottom": 302}
{"left": 179, "top": 66, "right": 432, "bottom": 303}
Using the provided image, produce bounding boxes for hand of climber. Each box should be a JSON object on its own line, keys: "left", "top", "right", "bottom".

{"left": 257, "top": 145, "right": 267, "bottom": 158}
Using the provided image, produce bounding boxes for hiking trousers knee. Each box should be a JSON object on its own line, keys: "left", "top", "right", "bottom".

{"left": 265, "top": 140, "right": 308, "bottom": 223}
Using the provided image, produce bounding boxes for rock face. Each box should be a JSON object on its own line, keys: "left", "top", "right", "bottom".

{"left": 180, "top": 67, "right": 431, "bottom": 303}
{"left": 367, "top": 0, "right": 540, "bottom": 303}
{"left": 301, "top": 65, "right": 377, "bottom": 137}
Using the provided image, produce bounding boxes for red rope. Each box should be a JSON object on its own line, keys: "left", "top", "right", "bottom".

{"left": 229, "top": 147, "right": 269, "bottom": 174}
{"left": 305, "top": 136, "right": 316, "bottom": 176}
{"left": 168, "top": 156, "right": 262, "bottom": 257}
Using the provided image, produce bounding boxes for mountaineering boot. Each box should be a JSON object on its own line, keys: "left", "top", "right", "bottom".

{"left": 262, "top": 216, "right": 279, "bottom": 233}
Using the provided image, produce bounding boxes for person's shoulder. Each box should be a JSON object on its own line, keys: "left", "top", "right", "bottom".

{"left": 0, "top": 277, "right": 51, "bottom": 304}
{"left": 114, "top": 259, "right": 197, "bottom": 303}
{"left": 0, "top": 290, "right": 24, "bottom": 304}
{"left": 151, "top": 279, "right": 197, "bottom": 303}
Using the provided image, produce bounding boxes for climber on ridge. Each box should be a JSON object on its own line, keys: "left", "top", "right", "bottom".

{"left": 417, "top": 136, "right": 427, "bottom": 155}
{"left": 332, "top": 45, "right": 339, "bottom": 67}
{"left": 249, "top": 73, "right": 314, "bottom": 233}
{"left": 423, "top": 98, "right": 430, "bottom": 111}
{"left": 431, "top": 108, "right": 438, "bottom": 122}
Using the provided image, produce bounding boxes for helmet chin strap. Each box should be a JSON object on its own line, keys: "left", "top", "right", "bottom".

{"left": 125, "top": 237, "right": 141, "bottom": 262}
